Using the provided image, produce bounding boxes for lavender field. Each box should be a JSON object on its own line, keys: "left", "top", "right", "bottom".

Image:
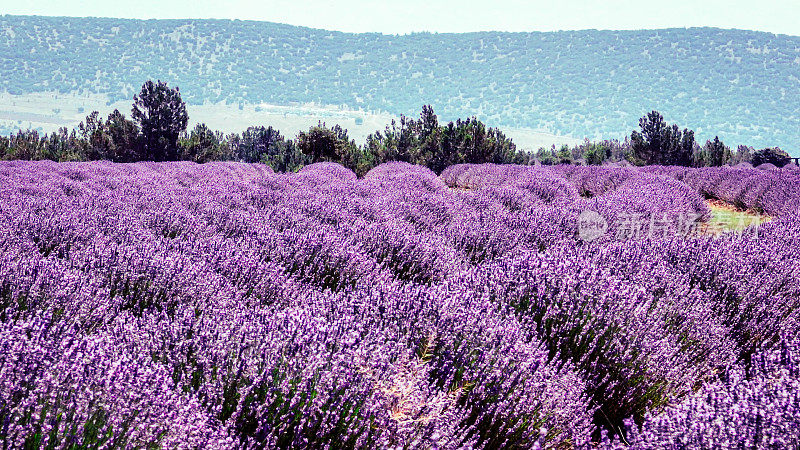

{"left": 0, "top": 160, "right": 799, "bottom": 448}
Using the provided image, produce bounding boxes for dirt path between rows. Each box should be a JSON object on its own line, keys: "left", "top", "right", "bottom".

{"left": 698, "top": 199, "right": 771, "bottom": 236}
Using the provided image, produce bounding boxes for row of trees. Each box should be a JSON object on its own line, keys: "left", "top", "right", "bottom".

{"left": 535, "top": 141, "right": 623, "bottom": 166}
{"left": 0, "top": 81, "right": 526, "bottom": 175}
{"left": 627, "top": 111, "right": 792, "bottom": 168}
{"left": 364, "top": 105, "right": 528, "bottom": 174}
{"left": 292, "top": 109, "right": 527, "bottom": 176}
{"left": 0, "top": 81, "right": 191, "bottom": 164}
{"left": 0, "top": 82, "right": 793, "bottom": 172}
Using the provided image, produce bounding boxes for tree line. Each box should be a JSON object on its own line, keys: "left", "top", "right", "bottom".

{"left": 0, "top": 81, "right": 527, "bottom": 175}
{"left": 0, "top": 81, "right": 793, "bottom": 173}
{"left": 626, "top": 110, "right": 791, "bottom": 168}
{"left": 530, "top": 110, "right": 791, "bottom": 168}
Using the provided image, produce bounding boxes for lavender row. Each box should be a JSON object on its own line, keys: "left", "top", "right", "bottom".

{"left": 0, "top": 160, "right": 798, "bottom": 448}
{"left": 604, "top": 332, "right": 800, "bottom": 449}
{"left": 643, "top": 165, "right": 800, "bottom": 217}
{"left": 441, "top": 163, "right": 711, "bottom": 242}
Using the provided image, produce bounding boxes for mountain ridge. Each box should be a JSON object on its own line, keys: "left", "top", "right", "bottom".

{"left": 6, "top": 14, "right": 797, "bottom": 38}
{"left": 1, "top": 15, "right": 799, "bottom": 153}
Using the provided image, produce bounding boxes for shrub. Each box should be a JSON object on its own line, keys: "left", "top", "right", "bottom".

{"left": 751, "top": 147, "right": 791, "bottom": 167}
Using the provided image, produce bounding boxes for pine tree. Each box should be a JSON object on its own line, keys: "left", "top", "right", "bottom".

{"left": 132, "top": 80, "right": 188, "bottom": 161}
{"left": 703, "top": 136, "right": 730, "bottom": 167}
{"left": 631, "top": 111, "right": 666, "bottom": 165}
{"left": 631, "top": 111, "right": 695, "bottom": 166}
{"left": 106, "top": 109, "right": 141, "bottom": 162}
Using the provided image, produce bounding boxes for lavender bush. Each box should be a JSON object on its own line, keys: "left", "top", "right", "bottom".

{"left": 0, "top": 160, "right": 798, "bottom": 448}
{"left": 604, "top": 333, "right": 800, "bottom": 449}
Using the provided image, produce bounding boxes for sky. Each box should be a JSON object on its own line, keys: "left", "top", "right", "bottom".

{"left": 3, "top": 0, "right": 800, "bottom": 36}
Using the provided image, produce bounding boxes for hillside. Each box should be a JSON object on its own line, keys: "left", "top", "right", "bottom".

{"left": 1, "top": 15, "right": 799, "bottom": 153}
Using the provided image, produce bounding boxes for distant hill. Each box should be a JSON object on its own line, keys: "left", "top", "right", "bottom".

{"left": 1, "top": 15, "right": 799, "bottom": 153}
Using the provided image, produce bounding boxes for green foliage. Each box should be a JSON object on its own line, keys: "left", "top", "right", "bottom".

{"left": 751, "top": 147, "right": 791, "bottom": 167}
{"left": 1, "top": 85, "right": 775, "bottom": 175}
{"left": 535, "top": 147, "right": 558, "bottom": 166}
{"left": 76, "top": 110, "right": 142, "bottom": 162}
{"left": 695, "top": 136, "right": 731, "bottom": 167}
{"left": 5, "top": 16, "right": 800, "bottom": 150}
{"left": 180, "top": 123, "right": 232, "bottom": 163}
{"left": 556, "top": 145, "right": 574, "bottom": 165}
{"left": 365, "top": 119, "right": 421, "bottom": 166}
{"left": 365, "top": 105, "right": 525, "bottom": 174}
{"left": 631, "top": 111, "right": 696, "bottom": 166}
{"left": 78, "top": 111, "right": 114, "bottom": 160}
{"left": 0, "top": 128, "right": 82, "bottom": 162}
{"left": 232, "top": 126, "right": 310, "bottom": 171}
{"left": 235, "top": 126, "right": 281, "bottom": 163}
{"left": 105, "top": 109, "right": 142, "bottom": 162}
{"left": 6, "top": 130, "right": 44, "bottom": 161}
{"left": 764, "top": 148, "right": 792, "bottom": 167}
{"left": 732, "top": 145, "right": 753, "bottom": 165}
{"left": 297, "top": 124, "right": 346, "bottom": 161}
{"left": 132, "top": 80, "right": 188, "bottom": 161}
{"left": 534, "top": 141, "right": 620, "bottom": 166}
{"left": 297, "top": 123, "right": 371, "bottom": 175}
{"left": 51, "top": 133, "right": 84, "bottom": 162}
{"left": 583, "top": 142, "right": 612, "bottom": 165}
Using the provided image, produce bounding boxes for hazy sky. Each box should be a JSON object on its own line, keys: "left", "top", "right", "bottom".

{"left": 4, "top": 0, "right": 800, "bottom": 36}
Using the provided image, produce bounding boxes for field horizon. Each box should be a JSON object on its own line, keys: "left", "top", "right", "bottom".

{"left": 2, "top": 15, "right": 799, "bottom": 154}
{"left": 0, "top": 91, "right": 584, "bottom": 151}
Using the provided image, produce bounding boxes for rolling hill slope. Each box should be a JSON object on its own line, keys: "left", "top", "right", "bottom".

{"left": 1, "top": 15, "right": 799, "bottom": 153}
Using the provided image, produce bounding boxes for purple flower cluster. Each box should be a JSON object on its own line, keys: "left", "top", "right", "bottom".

{"left": 0, "top": 160, "right": 798, "bottom": 448}
{"left": 605, "top": 333, "right": 800, "bottom": 449}
{"left": 441, "top": 164, "right": 711, "bottom": 243}
{"left": 644, "top": 165, "right": 800, "bottom": 217}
